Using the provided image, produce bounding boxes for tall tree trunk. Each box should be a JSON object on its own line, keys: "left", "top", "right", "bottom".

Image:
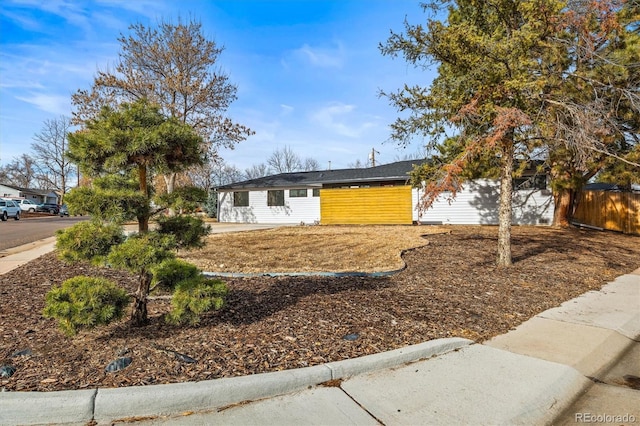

{"left": 497, "top": 141, "right": 514, "bottom": 267}
{"left": 131, "top": 271, "right": 151, "bottom": 326}
{"left": 138, "top": 215, "right": 149, "bottom": 234}
{"left": 60, "top": 175, "right": 66, "bottom": 205}
{"left": 553, "top": 188, "right": 573, "bottom": 227}
{"left": 164, "top": 173, "right": 177, "bottom": 216}
{"left": 138, "top": 164, "right": 149, "bottom": 233}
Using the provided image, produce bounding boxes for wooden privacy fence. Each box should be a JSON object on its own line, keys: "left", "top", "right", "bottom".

{"left": 572, "top": 190, "right": 640, "bottom": 235}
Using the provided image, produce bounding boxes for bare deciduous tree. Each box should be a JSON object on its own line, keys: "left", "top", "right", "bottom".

{"left": 71, "top": 19, "right": 253, "bottom": 197}
{"left": 186, "top": 155, "right": 244, "bottom": 191}
{"left": 32, "top": 116, "right": 75, "bottom": 202}
{"left": 244, "top": 163, "right": 272, "bottom": 180}
{"left": 0, "top": 154, "right": 39, "bottom": 188}
{"left": 267, "top": 146, "right": 303, "bottom": 173}
{"left": 212, "top": 163, "right": 244, "bottom": 187}
{"left": 347, "top": 159, "right": 366, "bottom": 169}
{"left": 302, "top": 157, "right": 320, "bottom": 171}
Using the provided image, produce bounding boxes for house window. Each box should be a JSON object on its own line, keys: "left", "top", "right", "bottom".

{"left": 289, "top": 189, "right": 307, "bottom": 197}
{"left": 233, "top": 191, "right": 249, "bottom": 207}
{"left": 312, "top": 188, "right": 320, "bottom": 197}
{"left": 514, "top": 175, "right": 547, "bottom": 190}
{"left": 268, "top": 190, "right": 285, "bottom": 206}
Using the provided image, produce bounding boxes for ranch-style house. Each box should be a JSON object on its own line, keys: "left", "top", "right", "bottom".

{"left": 215, "top": 159, "right": 554, "bottom": 226}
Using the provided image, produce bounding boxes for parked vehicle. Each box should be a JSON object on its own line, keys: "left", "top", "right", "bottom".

{"left": 59, "top": 204, "right": 69, "bottom": 217}
{"left": 12, "top": 199, "right": 38, "bottom": 212}
{"left": 0, "top": 199, "right": 21, "bottom": 221}
{"left": 36, "top": 203, "right": 60, "bottom": 214}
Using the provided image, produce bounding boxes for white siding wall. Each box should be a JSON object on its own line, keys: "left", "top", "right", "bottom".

{"left": 413, "top": 179, "right": 554, "bottom": 225}
{"left": 218, "top": 188, "right": 320, "bottom": 224}
{"left": 0, "top": 185, "right": 20, "bottom": 198}
{"left": 220, "top": 179, "right": 554, "bottom": 225}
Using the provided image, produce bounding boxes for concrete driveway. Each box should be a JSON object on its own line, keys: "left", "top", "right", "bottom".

{"left": 207, "top": 222, "right": 296, "bottom": 234}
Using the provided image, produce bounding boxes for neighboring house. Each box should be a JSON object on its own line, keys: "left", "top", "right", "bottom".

{"left": 0, "top": 183, "right": 59, "bottom": 204}
{"left": 216, "top": 160, "right": 554, "bottom": 226}
{"left": 583, "top": 182, "right": 640, "bottom": 193}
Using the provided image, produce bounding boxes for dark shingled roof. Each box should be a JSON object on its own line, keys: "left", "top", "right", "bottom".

{"left": 0, "top": 183, "right": 54, "bottom": 196}
{"left": 217, "top": 159, "right": 428, "bottom": 190}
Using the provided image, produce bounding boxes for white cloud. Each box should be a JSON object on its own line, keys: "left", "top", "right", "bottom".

{"left": 15, "top": 93, "right": 71, "bottom": 115}
{"left": 0, "top": 76, "right": 44, "bottom": 90}
{"left": 279, "top": 104, "right": 294, "bottom": 116}
{"left": 7, "top": 0, "right": 92, "bottom": 34}
{"left": 95, "top": 0, "right": 167, "bottom": 18}
{"left": 310, "top": 102, "right": 378, "bottom": 138}
{"left": 293, "top": 42, "right": 345, "bottom": 68}
{"left": 0, "top": 8, "right": 41, "bottom": 31}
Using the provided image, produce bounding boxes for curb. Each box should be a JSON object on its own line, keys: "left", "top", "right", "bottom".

{"left": 538, "top": 274, "right": 640, "bottom": 342}
{"left": 0, "top": 389, "right": 96, "bottom": 425}
{"left": 0, "top": 338, "right": 472, "bottom": 425}
{"left": 0, "top": 238, "right": 57, "bottom": 275}
{"left": 0, "top": 236, "right": 56, "bottom": 258}
{"left": 203, "top": 269, "right": 405, "bottom": 278}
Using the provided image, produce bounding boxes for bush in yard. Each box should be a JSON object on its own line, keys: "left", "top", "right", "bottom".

{"left": 203, "top": 191, "right": 217, "bottom": 218}
{"left": 56, "top": 221, "right": 126, "bottom": 265}
{"left": 43, "top": 276, "right": 129, "bottom": 336}
{"left": 156, "top": 215, "right": 211, "bottom": 250}
{"left": 151, "top": 259, "right": 201, "bottom": 292}
{"left": 156, "top": 186, "right": 208, "bottom": 214}
{"left": 166, "top": 276, "right": 228, "bottom": 325}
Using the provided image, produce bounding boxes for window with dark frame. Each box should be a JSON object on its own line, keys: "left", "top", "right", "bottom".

{"left": 312, "top": 188, "right": 320, "bottom": 197}
{"left": 267, "top": 190, "right": 284, "bottom": 206}
{"left": 233, "top": 191, "right": 249, "bottom": 207}
{"left": 289, "top": 189, "right": 307, "bottom": 197}
{"left": 513, "top": 175, "right": 547, "bottom": 190}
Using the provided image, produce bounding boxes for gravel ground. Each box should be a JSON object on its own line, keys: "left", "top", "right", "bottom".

{"left": 0, "top": 225, "right": 638, "bottom": 392}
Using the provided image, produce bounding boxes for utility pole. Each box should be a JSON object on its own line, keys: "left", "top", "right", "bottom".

{"left": 368, "top": 148, "right": 380, "bottom": 167}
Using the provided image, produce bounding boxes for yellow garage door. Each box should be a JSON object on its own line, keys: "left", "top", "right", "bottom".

{"left": 320, "top": 186, "right": 413, "bottom": 225}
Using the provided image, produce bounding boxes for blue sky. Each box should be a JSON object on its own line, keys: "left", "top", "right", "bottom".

{"left": 0, "top": 0, "right": 434, "bottom": 172}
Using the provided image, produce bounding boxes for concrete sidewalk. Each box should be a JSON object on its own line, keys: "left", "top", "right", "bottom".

{"left": 0, "top": 237, "right": 638, "bottom": 425}
{"left": 0, "top": 237, "right": 56, "bottom": 275}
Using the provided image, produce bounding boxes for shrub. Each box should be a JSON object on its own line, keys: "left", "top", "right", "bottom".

{"left": 166, "top": 277, "right": 228, "bottom": 325}
{"left": 56, "top": 221, "right": 125, "bottom": 264}
{"left": 107, "top": 233, "right": 175, "bottom": 274}
{"left": 151, "top": 259, "right": 200, "bottom": 292}
{"left": 43, "top": 276, "right": 130, "bottom": 336}
{"left": 203, "top": 191, "right": 217, "bottom": 218}
{"left": 156, "top": 215, "right": 211, "bottom": 250}
{"left": 156, "top": 186, "right": 207, "bottom": 214}
{"left": 65, "top": 182, "right": 146, "bottom": 223}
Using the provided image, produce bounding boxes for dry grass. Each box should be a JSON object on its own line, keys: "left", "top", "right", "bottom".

{"left": 181, "top": 225, "right": 451, "bottom": 273}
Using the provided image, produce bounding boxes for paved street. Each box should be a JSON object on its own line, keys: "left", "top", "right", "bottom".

{"left": 0, "top": 216, "right": 88, "bottom": 252}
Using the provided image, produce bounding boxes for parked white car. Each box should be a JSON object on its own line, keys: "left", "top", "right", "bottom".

{"left": 12, "top": 198, "right": 38, "bottom": 212}
{"left": 0, "top": 199, "right": 21, "bottom": 221}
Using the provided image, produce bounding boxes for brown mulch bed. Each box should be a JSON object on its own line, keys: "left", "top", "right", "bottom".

{"left": 1, "top": 225, "right": 638, "bottom": 392}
